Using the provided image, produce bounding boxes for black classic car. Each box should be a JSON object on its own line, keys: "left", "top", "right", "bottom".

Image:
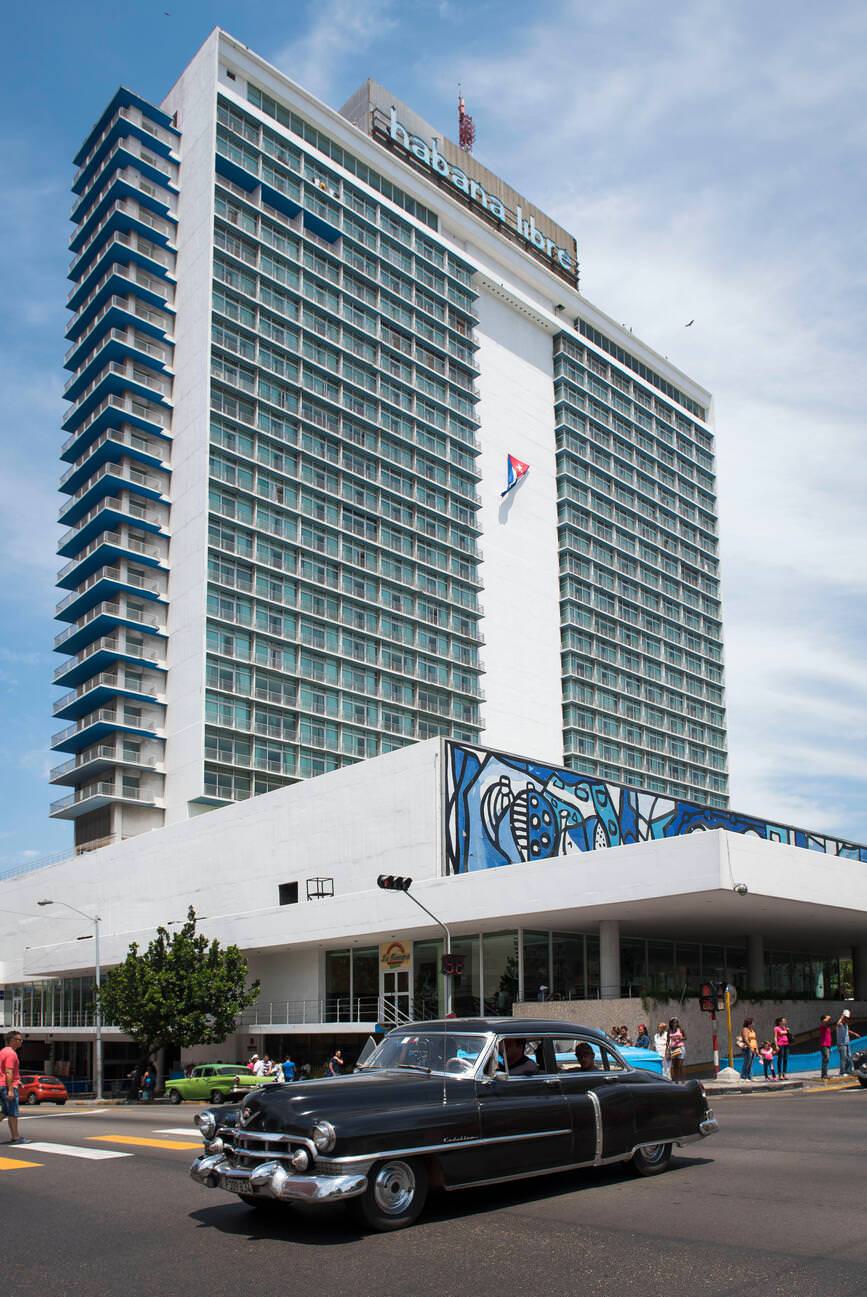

{"left": 191, "top": 1018, "right": 718, "bottom": 1231}
{"left": 853, "top": 1046, "right": 867, "bottom": 1087}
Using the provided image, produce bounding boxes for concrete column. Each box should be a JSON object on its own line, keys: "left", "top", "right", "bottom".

{"left": 747, "top": 934, "right": 764, "bottom": 991}
{"left": 853, "top": 944, "right": 867, "bottom": 1000}
{"left": 599, "top": 920, "right": 621, "bottom": 1000}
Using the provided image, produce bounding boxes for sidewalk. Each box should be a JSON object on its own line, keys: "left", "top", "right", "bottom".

{"left": 704, "top": 1070, "right": 862, "bottom": 1096}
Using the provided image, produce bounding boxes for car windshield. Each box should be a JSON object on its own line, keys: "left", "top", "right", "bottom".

{"left": 359, "top": 1032, "right": 490, "bottom": 1077}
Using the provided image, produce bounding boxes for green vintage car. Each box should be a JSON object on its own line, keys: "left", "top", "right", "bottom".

{"left": 165, "top": 1064, "right": 276, "bottom": 1105}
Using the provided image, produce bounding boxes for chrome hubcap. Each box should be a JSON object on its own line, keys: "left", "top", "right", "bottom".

{"left": 372, "top": 1161, "right": 416, "bottom": 1216}
{"left": 641, "top": 1143, "right": 666, "bottom": 1163}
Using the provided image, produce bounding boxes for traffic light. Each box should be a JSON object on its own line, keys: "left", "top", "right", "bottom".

{"left": 377, "top": 874, "right": 413, "bottom": 891}
{"left": 441, "top": 952, "right": 466, "bottom": 976}
{"left": 699, "top": 982, "right": 715, "bottom": 1013}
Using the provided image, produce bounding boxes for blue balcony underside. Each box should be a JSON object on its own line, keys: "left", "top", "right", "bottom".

{"left": 57, "top": 503, "right": 164, "bottom": 559}
{"left": 72, "top": 149, "right": 178, "bottom": 226}
{"left": 61, "top": 400, "right": 169, "bottom": 465}
{"left": 71, "top": 175, "right": 177, "bottom": 254}
{"left": 74, "top": 87, "right": 179, "bottom": 169}
{"left": 54, "top": 681, "right": 162, "bottom": 721}
{"left": 55, "top": 611, "right": 166, "bottom": 659}
{"left": 56, "top": 576, "right": 165, "bottom": 623}
{"left": 62, "top": 369, "right": 172, "bottom": 433}
{"left": 60, "top": 435, "right": 167, "bottom": 496}
{"left": 66, "top": 304, "right": 173, "bottom": 372}
{"left": 68, "top": 240, "right": 175, "bottom": 313}
{"left": 66, "top": 268, "right": 175, "bottom": 342}
{"left": 69, "top": 209, "right": 176, "bottom": 284}
{"left": 74, "top": 116, "right": 177, "bottom": 197}
{"left": 54, "top": 644, "right": 165, "bottom": 688}
{"left": 52, "top": 716, "right": 161, "bottom": 755}
{"left": 64, "top": 337, "right": 170, "bottom": 403}
{"left": 58, "top": 471, "right": 166, "bottom": 529}
{"left": 57, "top": 539, "right": 163, "bottom": 590}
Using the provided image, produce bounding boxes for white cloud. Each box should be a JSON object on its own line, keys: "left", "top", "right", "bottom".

{"left": 271, "top": 0, "right": 397, "bottom": 104}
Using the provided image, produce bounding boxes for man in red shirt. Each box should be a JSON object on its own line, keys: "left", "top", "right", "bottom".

{"left": 0, "top": 1030, "right": 25, "bottom": 1144}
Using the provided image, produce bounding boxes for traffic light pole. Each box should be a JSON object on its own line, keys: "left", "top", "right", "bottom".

{"left": 401, "top": 890, "right": 453, "bottom": 1018}
{"left": 711, "top": 1004, "right": 719, "bottom": 1077}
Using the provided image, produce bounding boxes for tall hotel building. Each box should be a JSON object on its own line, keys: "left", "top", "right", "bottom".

{"left": 51, "top": 29, "right": 729, "bottom": 852}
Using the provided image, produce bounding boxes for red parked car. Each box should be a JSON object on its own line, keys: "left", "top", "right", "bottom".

{"left": 19, "top": 1073, "right": 68, "bottom": 1106}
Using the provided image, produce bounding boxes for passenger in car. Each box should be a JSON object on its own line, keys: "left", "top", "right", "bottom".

{"left": 575, "top": 1042, "right": 597, "bottom": 1071}
{"left": 503, "top": 1038, "right": 539, "bottom": 1076}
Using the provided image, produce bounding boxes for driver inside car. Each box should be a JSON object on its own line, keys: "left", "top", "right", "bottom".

{"left": 575, "top": 1041, "right": 597, "bottom": 1071}
{"left": 503, "top": 1037, "right": 539, "bottom": 1076}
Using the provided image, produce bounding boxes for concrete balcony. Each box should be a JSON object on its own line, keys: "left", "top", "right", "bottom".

{"left": 50, "top": 780, "right": 165, "bottom": 819}
{"left": 49, "top": 742, "right": 164, "bottom": 786}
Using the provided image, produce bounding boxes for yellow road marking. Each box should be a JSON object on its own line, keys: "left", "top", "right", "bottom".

{"left": 0, "top": 1155, "right": 42, "bottom": 1170}
{"left": 88, "top": 1134, "right": 201, "bottom": 1150}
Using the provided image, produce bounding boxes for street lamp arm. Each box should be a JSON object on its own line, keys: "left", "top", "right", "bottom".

{"left": 401, "top": 889, "right": 451, "bottom": 954}
{"left": 38, "top": 899, "right": 101, "bottom": 922}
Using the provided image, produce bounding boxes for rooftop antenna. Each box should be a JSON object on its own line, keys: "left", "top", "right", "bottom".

{"left": 458, "top": 84, "right": 475, "bottom": 153}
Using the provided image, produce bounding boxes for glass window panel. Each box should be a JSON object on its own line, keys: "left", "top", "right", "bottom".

{"left": 482, "top": 931, "right": 518, "bottom": 1015}
{"left": 552, "top": 933, "right": 583, "bottom": 1000}
{"left": 586, "top": 934, "right": 600, "bottom": 998}
{"left": 451, "top": 935, "right": 480, "bottom": 1017}
{"left": 522, "top": 931, "right": 550, "bottom": 1002}
{"left": 413, "top": 939, "right": 443, "bottom": 1020}
{"left": 325, "top": 949, "right": 350, "bottom": 1020}
{"left": 620, "top": 937, "right": 646, "bottom": 996}
{"left": 351, "top": 947, "right": 379, "bottom": 1014}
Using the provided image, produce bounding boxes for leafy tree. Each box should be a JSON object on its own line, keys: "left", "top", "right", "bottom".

{"left": 99, "top": 907, "right": 260, "bottom": 1069}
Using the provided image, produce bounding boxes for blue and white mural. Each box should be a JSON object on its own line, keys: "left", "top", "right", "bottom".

{"left": 444, "top": 742, "right": 867, "bottom": 874}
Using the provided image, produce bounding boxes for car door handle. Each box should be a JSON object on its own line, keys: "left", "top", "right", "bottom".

{"left": 544, "top": 1078, "right": 560, "bottom": 1089}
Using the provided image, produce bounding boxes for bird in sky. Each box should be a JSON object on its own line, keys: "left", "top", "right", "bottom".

{"left": 685, "top": 319, "right": 695, "bottom": 327}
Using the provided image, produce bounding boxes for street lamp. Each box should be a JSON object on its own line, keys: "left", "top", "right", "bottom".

{"left": 37, "top": 899, "right": 102, "bottom": 1101}
{"left": 376, "top": 876, "right": 454, "bottom": 1017}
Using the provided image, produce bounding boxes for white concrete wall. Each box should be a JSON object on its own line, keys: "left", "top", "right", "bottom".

{"left": 1, "top": 739, "right": 442, "bottom": 982}
{"left": 160, "top": 31, "right": 220, "bottom": 822}
{"left": 473, "top": 289, "right": 564, "bottom": 760}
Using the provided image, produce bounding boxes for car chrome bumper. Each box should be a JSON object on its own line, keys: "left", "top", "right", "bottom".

{"left": 676, "top": 1110, "right": 718, "bottom": 1145}
{"left": 190, "top": 1153, "right": 367, "bottom": 1204}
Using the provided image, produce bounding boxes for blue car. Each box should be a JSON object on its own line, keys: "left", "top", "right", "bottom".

{"left": 556, "top": 1041, "right": 665, "bottom": 1076}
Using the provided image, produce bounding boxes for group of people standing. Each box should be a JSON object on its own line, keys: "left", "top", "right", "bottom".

{"left": 246, "top": 1049, "right": 345, "bottom": 1080}
{"left": 737, "top": 1017, "right": 792, "bottom": 1080}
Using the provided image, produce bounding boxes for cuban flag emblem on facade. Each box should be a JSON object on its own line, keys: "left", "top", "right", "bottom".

{"left": 501, "top": 453, "right": 530, "bottom": 497}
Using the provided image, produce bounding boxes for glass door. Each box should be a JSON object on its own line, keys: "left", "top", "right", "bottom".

{"left": 381, "top": 970, "right": 411, "bottom": 1026}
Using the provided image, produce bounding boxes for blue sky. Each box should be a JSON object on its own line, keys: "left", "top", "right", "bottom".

{"left": 2, "top": 0, "right": 865, "bottom": 869}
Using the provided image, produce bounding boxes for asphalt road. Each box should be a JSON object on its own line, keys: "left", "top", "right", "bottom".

{"left": 2, "top": 1087, "right": 865, "bottom": 1297}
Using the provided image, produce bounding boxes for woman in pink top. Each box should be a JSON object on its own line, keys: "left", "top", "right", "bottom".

{"left": 774, "top": 1018, "right": 791, "bottom": 1079}
{"left": 666, "top": 1017, "right": 686, "bottom": 1084}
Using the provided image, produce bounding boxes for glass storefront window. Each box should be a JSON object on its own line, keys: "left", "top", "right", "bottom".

{"left": 586, "top": 935, "right": 600, "bottom": 998}
{"left": 324, "top": 949, "right": 350, "bottom": 1020}
{"left": 522, "top": 931, "right": 550, "bottom": 1002}
{"left": 483, "top": 931, "right": 518, "bottom": 1014}
{"left": 413, "top": 939, "right": 443, "bottom": 1020}
{"left": 620, "top": 937, "right": 646, "bottom": 995}
{"left": 451, "top": 935, "right": 480, "bottom": 1016}
{"left": 351, "top": 946, "right": 379, "bottom": 1018}
{"left": 552, "top": 933, "right": 583, "bottom": 1000}
{"left": 674, "top": 942, "right": 700, "bottom": 992}
{"left": 647, "top": 939, "right": 675, "bottom": 994}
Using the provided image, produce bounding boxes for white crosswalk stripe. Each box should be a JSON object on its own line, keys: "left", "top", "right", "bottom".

{"left": 21, "top": 1141, "right": 132, "bottom": 1160}
{"left": 154, "top": 1128, "right": 198, "bottom": 1136}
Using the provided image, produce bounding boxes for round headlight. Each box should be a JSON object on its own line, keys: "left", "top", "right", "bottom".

{"left": 311, "top": 1120, "right": 336, "bottom": 1153}
{"left": 290, "top": 1148, "right": 310, "bottom": 1172}
{"left": 194, "top": 1110, "right": 217, "bottom": 1139}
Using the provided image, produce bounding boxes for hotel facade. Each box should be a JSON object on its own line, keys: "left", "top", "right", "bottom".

{"left": 51, "top": 28, "right": 728, "bottom": 856}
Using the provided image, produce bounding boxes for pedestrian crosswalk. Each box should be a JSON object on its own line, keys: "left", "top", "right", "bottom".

{"left": 0, "top": 1126, "right": 203, "bottom": 1171}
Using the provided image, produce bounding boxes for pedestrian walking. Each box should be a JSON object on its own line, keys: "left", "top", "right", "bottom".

{"left": 836, "top": 1010, "right": 854, "bottom": 1076}
{"left": 328, "top": 1049, "right": 345, "bottom": 1077}
{"left": 818, "top": 1014, "right": 832, "bottom": 1080}
{"left": 0, "top": 1030, "right": 26, "bottom": 1145}
{"left": 759, "top": 1041, "right": 777, "bottom": 1080}
{"left": 738, "top": 1018, "right": 758, "bottom": 1080}
{"left": 774, "top": 1017, "right": 792, "bottom": 1079}
{"left": 635, "top": 1023, "right": 651, "bottom": 1050}
{"left": 666, "top": 1018, "right": 686, "bottom": 1083}
{"left": 252, "top": 1054, "right": 267, "bottom": 1076}
{"left": 281, "top": 1054, "right": 297, "bottom": 1082}
{"left": 654, "top": 1021, "right": 670, "bottom": 1079}
{"left": 141, "top": 1063, "right": 156, "bottom": 1102}
{"left": 247, "top": 1053, "right": 259, "bottom": 1073}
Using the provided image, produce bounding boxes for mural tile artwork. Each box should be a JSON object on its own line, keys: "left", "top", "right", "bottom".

{"left": 444, "top": 742, "right": 867, "bottom": 874}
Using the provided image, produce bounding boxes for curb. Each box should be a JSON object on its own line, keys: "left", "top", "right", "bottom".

{"left": 706, "top": 1078, "right": 860, "bottom": 1096}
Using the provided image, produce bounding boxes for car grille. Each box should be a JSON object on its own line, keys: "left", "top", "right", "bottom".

{"left": 222, "top": 1129, "right": 310, "bottom": 1171}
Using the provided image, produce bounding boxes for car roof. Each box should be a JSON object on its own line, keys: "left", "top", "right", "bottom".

{"left": 395, "top": 1017, "right": 611, "bottom": 1042}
